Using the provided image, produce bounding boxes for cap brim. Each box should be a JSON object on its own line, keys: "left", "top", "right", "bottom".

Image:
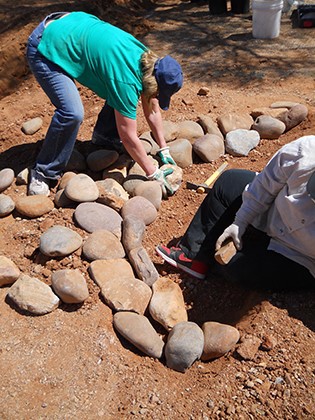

{"left": 307, "top": 171, "right": 315, "bottom": 200}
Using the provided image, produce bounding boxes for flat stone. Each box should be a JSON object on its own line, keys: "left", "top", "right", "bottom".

{"left": 0, "top": 194, "right": 15, "bottom": 216}
{"left": 121, "top": 196, "right": 157, "bottom": 226}
{"left": 65, "top": 173, "right": 99, "bottom": 202}
{"left": 0, "top": 256, "right": 20, "bottom": 286}
{"left": 16, "top": 168, "right": 29, "bottom": 185}
{"left": 96, "top": 178, "right": 129, "bottom": 212}
{"left": 250, "top": 107, "right": 289, "bottom": 119}
{"left": 89, "top": 259, "right": 152, "bottom": 314}
{"left": 149, "top": 277, "right": 187, "bottom": 331}
{"left": 82, "top": 229, "right": 125, "bottom": 261}
{"left": 165, "top": 321, "right": 204, "bottom": 372}
{"left": 51, "top": 269, "right": 89, "bottom": 303}
{"left": 40, "top": 225, "right": 83, "bottom": 257}
{"left": 113, "top": 312, "right": 164, "bottom": 358}
{"left": 201, "top": 321, "right": 240, "bottom": 361}
{"left": 236, "top": 334, "right": 261, "bottom": 361}
{"left": 74, "top": 202, "right": 122, "bottom": 238}
{"left": 7, "top": 274, "right": 59, "bottom": 315}
{"left": 0, "top": 168, "right": 15, "bottom": 192}
{"left": 15, "top": 195, "right": 54, "bottom": 218}
{"left": 21, "top": 117, "right": 43, "bottom": 135}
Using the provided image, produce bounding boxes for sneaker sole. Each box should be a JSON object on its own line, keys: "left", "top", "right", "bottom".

{"left": 155, "top": 246, "right": 205, "bottom": 280}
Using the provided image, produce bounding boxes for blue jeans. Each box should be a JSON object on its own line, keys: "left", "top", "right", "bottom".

{"left": 26, "top": 13, "right": 84, "bottom": 179}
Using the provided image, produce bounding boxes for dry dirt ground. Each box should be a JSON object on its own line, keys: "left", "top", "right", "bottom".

{"left": 0, "top": 0, "right": 315, "bottom": 418}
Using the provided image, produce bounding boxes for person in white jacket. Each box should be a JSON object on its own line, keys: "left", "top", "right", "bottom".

{"left": 156, "top": 136, "right": 315, "bottom": 289}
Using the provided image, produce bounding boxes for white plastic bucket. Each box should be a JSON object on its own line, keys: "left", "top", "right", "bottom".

{"left": 252, "top": 0, "right": 284, "bottom": 39}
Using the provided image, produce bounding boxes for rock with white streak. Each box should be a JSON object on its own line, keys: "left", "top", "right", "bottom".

{"left": 7, "top": 274, "right": 60, "bottom": 315}
{"left": 128, "top": 246, "right": 159, "bottom": 287}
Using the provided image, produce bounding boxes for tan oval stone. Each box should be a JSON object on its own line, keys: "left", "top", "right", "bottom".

{"left": 201, "top": 321, "right": 240, "bottom": 361}
{"left": 15, "top": 195, "right": 54, "bottom": 218}
{"left": 0, "top": 256, "right": 20, "bottom": 286}
{"left": 65, "top": 173, "right": 99, "bottom": 202}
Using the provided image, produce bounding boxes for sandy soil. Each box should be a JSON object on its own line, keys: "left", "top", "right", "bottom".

{"left": 0, "top": 0, "right": 315, "bottom": 418}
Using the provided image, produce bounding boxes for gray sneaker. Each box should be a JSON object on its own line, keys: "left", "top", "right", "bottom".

{"left": 28, "top": 169, "right": 50, "bottom": 196}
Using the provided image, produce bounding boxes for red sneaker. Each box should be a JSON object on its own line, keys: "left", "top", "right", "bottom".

{"left": 156, "top": 244, "right": 208, "bottom": 280}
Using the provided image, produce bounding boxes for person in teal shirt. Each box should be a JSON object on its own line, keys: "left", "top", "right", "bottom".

{"left": 26, "top": 11, "right": 183, "bottom": 197}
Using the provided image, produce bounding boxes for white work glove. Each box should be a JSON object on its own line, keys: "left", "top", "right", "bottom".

{"left": 215, "top": 222, "right": 247, "bottom": 251}
{"left": 148, "top": 167, "right": 174, "bottom": 198}
{"left": 157, "top": 146, "right": 176, "bottom": 166}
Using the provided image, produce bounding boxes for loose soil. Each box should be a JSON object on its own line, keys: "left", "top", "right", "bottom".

{"left": 0, "top": 1, "right": 315, "bottom": 418}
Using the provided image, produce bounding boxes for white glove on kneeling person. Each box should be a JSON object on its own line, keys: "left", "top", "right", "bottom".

{"left": 215, "top": 222, "right": 248, "bottom": 251}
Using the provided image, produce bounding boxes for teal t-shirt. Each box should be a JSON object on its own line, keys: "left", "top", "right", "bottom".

{"left": 38, "top": 12, "right": 147, "bottom": 119}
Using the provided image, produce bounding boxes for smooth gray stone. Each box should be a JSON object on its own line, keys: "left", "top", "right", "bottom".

{"left": 165, "top": 321, "right": 204, "bottom": 372}
{"left": 0, "top": 194, "right": 15, "bottom": 216}
{"left": 82, "top": 229, "right": 125, "bottom": 261}
{"left": 0, "top": 168, "right": 15, "bottom": 192}
{"left": 225, "top": 129, "right": 260, "bottom": 157}
{"left": 40, "top": 225, "right": 82, "bottom": 257}
{"left": 113, "top": 312, "right": 164, "bottom": 358}
{"left": 74, "top": 202, "right": 122, "bottom": 238}
{"left": 21, "top": 117, "right": 43, "bottom": 135}
{"left": 51, "top": 269, "right": 89, "bottom": 303}
{"left": 7, "top": 274, "right": 59, "bottom": 315}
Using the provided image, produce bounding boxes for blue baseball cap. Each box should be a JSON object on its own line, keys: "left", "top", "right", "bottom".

{"left": 154, "top": 55, "right": 183, "bottom": 110}
{"left": 307, "top": 171, "right": 315, "bottom": 203}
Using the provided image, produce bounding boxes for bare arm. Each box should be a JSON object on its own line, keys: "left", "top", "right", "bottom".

{"left": 114, "top": 110, "right": 156, "bottom": 176}
{"left": 141, "top": 96, "right": 167, "bottom": 148}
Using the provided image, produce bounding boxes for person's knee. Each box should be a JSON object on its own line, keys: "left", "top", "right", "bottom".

{"left": 58, "top": 106, "right": 84, "bottom": 125}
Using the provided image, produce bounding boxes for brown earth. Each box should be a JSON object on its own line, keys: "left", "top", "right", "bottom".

{"left": 0, "top": 0, "right": 315, "bottom": 418}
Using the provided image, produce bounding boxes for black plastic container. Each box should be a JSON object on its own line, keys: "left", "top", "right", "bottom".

{"left": 209, "top": 0, "right": 227, "bottom": 14}
{"left": 231, "top": 0, "right": 250, "bottom": 13}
